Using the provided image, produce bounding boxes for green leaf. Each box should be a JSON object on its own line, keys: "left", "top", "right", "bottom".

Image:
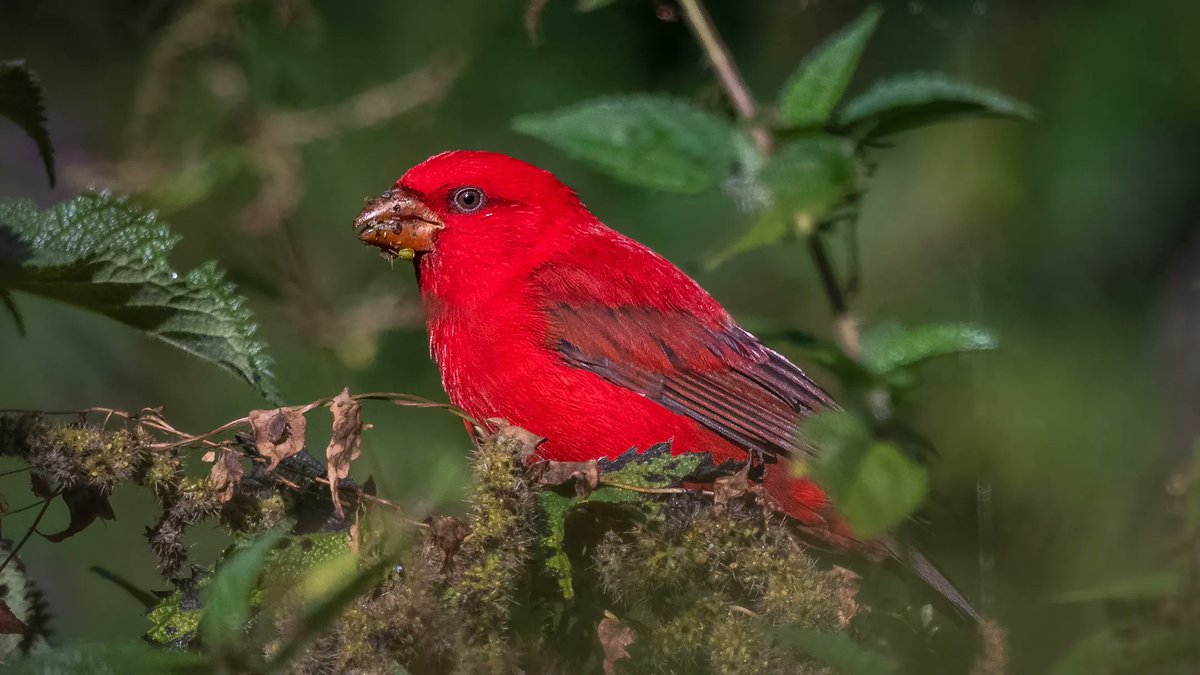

{"left": 838, "top": 72, "right": 1036, "bottom": 139}
{"left": 513, "top": 95, "right": 739, "bottom": 193}
{"left": 800, "top": 412, "right": 928, "bottom": 538}
{"left": 709, "top": 134, "right": 857, "bottom": 267}
{"left": 0, "top": 193, "right": 280, "bottom": 403}
{"left": 537, "top": 490, "right": 577, "bottom": 598}
{"left": 0, "top": 60, "right": 55, "bottom": 187}
{"left": 858, "top": 321, "right": 997, "bottom": 375}
{"left": 200, "top": 530, "right": 285, "bottom": 649}
{"left": 777, "top": 5, "right": 883, "bottom": 127}
{"left": 15, "top": 643, "right": 208, "bottom": 675}
{"left": 775, "top": 627, "right": 897, "bottom": 675}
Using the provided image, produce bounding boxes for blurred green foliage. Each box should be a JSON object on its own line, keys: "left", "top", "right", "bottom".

{"left": 0, "top": 0, "right": 1197, "bottom": 672}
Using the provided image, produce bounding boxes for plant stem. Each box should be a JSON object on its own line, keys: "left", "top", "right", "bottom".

{"left": 677, "top": 0, "right": 772, "bottom": 155}
{"left": 678, "top": 0, "right": 859, "bottom": 353}
{"left": 0, "top": 493, "right": 57, "bottom": 575}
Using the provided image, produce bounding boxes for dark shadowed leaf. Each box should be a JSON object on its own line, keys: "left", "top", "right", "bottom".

{"left": 513, "top": 95, "right": 738, "bottom": 193}
{"left": 41, "top": 484, "right": 115, "bottom": 543}
{"left": 800, "top": 412, "right": 928, "bottom": 538}
{"left": 0, "top": 193, "right": 279, "bottom": 402}
{"left": 0, "top": 61, "right": 55, "bottom": 187}
{"left": 858, "top": 321, "right": 997, "bottom": 375}
{"left": 16, "top": 643, "right": 207, "bottom": 674}
{"left": 775, "top": 627, "right": 897, "bottom": 675}
{"left": 838, "top": 72, "right": 1035, "bottom": 139}
{"left": 709, "top": 134, "right": 857, "bottom": 267}
{"left": 200, "top": 529, "right": 285, "bottom": 650}
{"left": 778, "top": 5, "right": 883, "bottom": 127}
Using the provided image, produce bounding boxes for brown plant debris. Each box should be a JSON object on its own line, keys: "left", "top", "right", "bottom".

{"left": 325, "top": 389, "right": 364, "bottom": 519}
{"left": 249, "top": 408, "right": 307, "bottom": 470}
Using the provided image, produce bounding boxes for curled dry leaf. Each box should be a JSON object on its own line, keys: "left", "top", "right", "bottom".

{"left": 201, "top": 451, "right": 216, "bottom": 463}
{"left": 326, "top": 388, "right": 364, "bottom": 519}
{"left": 598, "top": 610, "right": 635, "bottom": 675}
{"left": 207, "top": 448, "right": 244, "bottom": 503}
{"left": 42, "top": 484, "right": 116, "bottom": 542}
{"left": 486, "top": 418, "right": 545, "bottom": 461}
{"left": 712, "top": 463, "right": 751, "bottom": 510}
{"left": 248, "top": 408, "right": 307, "bottom": 470}
{"left": 537, "top": 459, "right": 599, "bottom": 498}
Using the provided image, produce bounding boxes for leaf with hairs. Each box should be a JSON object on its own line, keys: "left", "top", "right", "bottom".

{"left": 778, "top": 5, "right": 883, "bottom": 127}
{"left": 514, "top": 95, "right": 739, "bottom": 193}
{"left": 0, "top": 193, "right": 279, "bottom": 402}
{"left": 838, "top": 72, "right": 1035, "bottom": 140}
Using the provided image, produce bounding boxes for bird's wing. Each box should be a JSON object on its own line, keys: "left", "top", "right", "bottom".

{"left": 529, "top": 245, "right": 835, "bottom": 460}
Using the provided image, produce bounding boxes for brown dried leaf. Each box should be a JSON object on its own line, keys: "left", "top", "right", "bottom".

{"left": 829, "top": 565, "right": 861, "bottom": 628}
{"left": 712, "top": 463, "right": 751, "bottom": 510}
{"left": 201, "top": 450, "right": 216, "bottom": 463}
{"left": 486, "top": 418, "right": 545, "bottom": 461}
{"left": 326, "top": 388, "right": 363, "bottom": 519}
{"left": 598, "top": 610, "right": 635, "bottom": 675}
{"left": 248, "top": 408, "right": 307, "bottom": 470}
{"left": 425, "top": 515, "right": 471, "bottom": 568}
{"left": 0, "top": 599, "right": 27, "bottom": 636}
{"left": 537, "top": 459, "right": 599, "bottom": 498}
{"left": 42, "top": 484, "right": 115, "bottom": 542}
{"left": 207, "top": 448, "right": 244, "bottom": 503}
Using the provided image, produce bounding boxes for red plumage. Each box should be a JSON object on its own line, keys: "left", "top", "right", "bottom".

{"left": 359, "top": 150, "right": 977, "bottom": 619}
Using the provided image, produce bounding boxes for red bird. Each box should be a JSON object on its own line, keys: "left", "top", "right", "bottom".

{"left": 354, "top": 150, "right": 976, "bottom": 620}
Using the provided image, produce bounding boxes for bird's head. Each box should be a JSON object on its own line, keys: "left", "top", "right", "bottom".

{"left": 353, "top": 151, "right": 583, "bottom": 267}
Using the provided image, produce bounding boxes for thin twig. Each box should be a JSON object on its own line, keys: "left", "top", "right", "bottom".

{"left": 677, "top": 0, "right": 773, "bottom": 155}
{"left": 0, "top": 493, "right": 57, "bottom": 575}
{"left": 597, "top": 480, "right": 709, "bottom": 496}
{"left": 678, "top": 0, "right": 859, "bottom": 353}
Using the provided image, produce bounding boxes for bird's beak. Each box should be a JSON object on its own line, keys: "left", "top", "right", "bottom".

{"left": 353, "top": 186, "right": 444, "bottom": 260}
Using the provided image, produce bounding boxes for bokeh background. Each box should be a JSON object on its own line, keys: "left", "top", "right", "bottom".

{"left": 1, "top": 0, "right": 1197, "bottom": 671}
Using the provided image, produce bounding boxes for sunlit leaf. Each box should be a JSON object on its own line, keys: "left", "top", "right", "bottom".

{"left": 537, "top": 490, "right": 577, "bottom": 598}
{"left": 858, "top": 321, "right": 997, "bottom": 375}
{"left": 709, "top": 134, "right": 857, "bottom": 267}
{"left": 0, "top": 60, "right": 55, "bottom": 187}
{"left": 838, "top": 72, "right": 1035, "bottom": 139}
{"left": 200, "top": 530, "right": 285, "bottom": 649}
{"left": 0, "top": 193, "right": 280, "bottom": 403}
{"left": 775, "top": 627, "right": 897, "bottom": 675}
{"left": 777, "top": 5, "right": 882, "bottom": 128}
{"left": 800, "top": 412, "right": 928, "bottom": 538}
{"left": 513, "top": 95, "right": 738, "bottom": 193}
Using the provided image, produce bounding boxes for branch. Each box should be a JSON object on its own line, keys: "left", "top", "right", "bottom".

{"left": 678, "top": 0, "right": 859, "bottom": 354}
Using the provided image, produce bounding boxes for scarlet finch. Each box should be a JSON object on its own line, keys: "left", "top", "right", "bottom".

{"left": 354, "top": 150, "right": 977, "bottom": 620}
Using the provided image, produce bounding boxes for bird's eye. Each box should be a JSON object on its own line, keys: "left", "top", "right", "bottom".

{"left": 450, "top": 186, "right": 486, "bottom": 213}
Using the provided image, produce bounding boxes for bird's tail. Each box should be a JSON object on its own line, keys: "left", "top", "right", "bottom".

{"left": 883, "top": 536, "right": 981, "bottom": 623}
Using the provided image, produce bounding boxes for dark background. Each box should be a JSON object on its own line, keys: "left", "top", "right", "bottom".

{"left": 1, "top": 1, "right": 1197, "bottom": 670}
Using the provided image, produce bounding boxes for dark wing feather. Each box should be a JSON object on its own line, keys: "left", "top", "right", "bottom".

{"left": 546, "top": 302, "right": 835, "bottom": 460}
